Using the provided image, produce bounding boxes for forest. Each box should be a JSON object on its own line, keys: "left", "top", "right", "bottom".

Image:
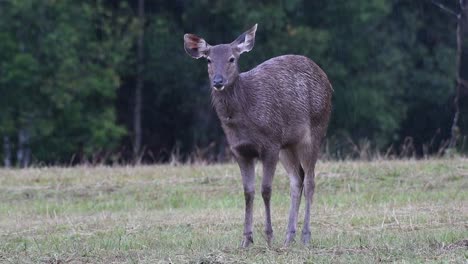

{"left": 1, "top": 0, "right": 467, "bottom": 165}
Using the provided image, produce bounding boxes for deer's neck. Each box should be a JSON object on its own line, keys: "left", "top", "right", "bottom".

{"left": 211, "top": 75, "right": 249, "bottom": 124}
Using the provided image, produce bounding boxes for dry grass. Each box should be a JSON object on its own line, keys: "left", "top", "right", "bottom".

{"left": 0, "top": 159, "right": 467, "bottom": 263}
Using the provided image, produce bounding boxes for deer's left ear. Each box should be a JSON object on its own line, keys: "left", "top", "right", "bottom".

{"left": 231, "top": 24, "right": 257, "bottom": 54}
{"left": 184, "top": 34, "right": 211, "bottom": 59}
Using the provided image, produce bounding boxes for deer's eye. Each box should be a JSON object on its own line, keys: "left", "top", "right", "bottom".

{"left": 229, "top": 57, "right": 235, "bottom": 63}
{"left": 207, "top": 58, "right": 211, "bottom": 64}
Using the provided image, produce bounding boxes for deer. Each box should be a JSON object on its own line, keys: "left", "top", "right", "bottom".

{"left": 183, "top": 24, "right": 332, "bottom": 248}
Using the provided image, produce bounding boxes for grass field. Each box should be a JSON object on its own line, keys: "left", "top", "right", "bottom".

{"left": 0, "top": 159, "right": 467, "bottom": 263}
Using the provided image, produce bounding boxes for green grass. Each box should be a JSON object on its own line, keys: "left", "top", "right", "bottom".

{"left": 0, "top": 159, "right": 467, "bottom": 263}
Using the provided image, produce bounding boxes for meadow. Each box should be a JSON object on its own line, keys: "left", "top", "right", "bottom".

{"left": 0, "top": 159, "right": 467, "bottom": 263}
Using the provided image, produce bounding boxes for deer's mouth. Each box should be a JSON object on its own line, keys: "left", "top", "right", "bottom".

{"left": 213, "top": 86, "right": 225, "bottom": 91}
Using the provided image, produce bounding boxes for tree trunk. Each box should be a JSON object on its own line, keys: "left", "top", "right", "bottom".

{"left": 16, "top": 128, "right": 31, "bottom": 167}
{"left": 133, "top": 0, "right": 145, "bottom": 162}
{"left": 449, "top": 0, "right": 468, "bottom": 148}
{"left": 3, "top": 136, "right": 12, "bottom": 167}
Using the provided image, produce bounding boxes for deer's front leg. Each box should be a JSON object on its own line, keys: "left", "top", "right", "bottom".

{"left": 261, "top": 152, "right": 278, "bottom": 247}
{"left": 238, "top": 158, "right": 256, "bottom": 248}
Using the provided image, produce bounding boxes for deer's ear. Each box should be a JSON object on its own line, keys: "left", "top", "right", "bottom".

{"left": 184, "top": 34, "right": 210, "bottom": 59}
{"left": 231, "top": 24, "right": 257, "bottom": 54}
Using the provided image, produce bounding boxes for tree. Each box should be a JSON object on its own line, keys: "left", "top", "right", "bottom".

{"left": 133, "top": 0, "right": 144, "bottom": 162}
{"left": 0, "top": 0, "right": 137, "bottom": 165}
{"left": 432, "top": 0, "right": 468, "bottom": 150}
{"left": 1, "top": 0, "right": 466, "bottom": 164}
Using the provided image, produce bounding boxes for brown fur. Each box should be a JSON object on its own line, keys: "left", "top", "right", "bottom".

{"left": 184, "top": 24, "right": 332, "bottom": 247}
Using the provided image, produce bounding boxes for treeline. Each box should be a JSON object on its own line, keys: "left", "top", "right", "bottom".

{"left": 0, "top": 0, "right": 467, "bottom": 166}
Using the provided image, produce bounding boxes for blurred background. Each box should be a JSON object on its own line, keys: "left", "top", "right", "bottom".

{"left": 0, "top": 0, "right": 467, "bottom": 166}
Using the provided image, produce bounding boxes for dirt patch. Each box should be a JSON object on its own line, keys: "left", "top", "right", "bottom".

{"left": 190, "top": 251, "right": 246, "bottom": 264}
{"left": 443, "top": 239, "right": 468, "bottom": 251}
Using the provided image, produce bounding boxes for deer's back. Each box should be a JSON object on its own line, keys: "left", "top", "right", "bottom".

{"left": 243, "top": 55, "right": 331, "bottom": 139}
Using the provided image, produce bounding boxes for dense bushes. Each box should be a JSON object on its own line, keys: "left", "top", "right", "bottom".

{"left": 0, "top": 0, "right": 466, "bottom": 165}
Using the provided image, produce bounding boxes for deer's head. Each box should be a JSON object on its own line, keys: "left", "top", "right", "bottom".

{"left": 184, "top": 24, "right": 257, "bottom": 91}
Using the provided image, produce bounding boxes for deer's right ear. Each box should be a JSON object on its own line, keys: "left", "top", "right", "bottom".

{"left": 184, "top": 34, "right": 210, "bottom": 59}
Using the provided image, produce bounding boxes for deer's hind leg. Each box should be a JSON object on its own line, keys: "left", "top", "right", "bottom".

{"left": 298, "top": 138, "right": 320, "bottom": 245}
{"left": 280, "top": 148, "right": 305, "bottom": 247}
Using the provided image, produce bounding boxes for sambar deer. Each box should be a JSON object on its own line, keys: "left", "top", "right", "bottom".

{"left": 184, "top": 24, "right": 332, "bottom": 247}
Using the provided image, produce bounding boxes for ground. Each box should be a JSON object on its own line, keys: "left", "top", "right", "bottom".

{"left": 0, "top": 159, "right": 467, "bottom": 263}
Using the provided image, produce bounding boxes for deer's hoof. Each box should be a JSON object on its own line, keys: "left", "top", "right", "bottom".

{"left": 301, "top": 231, "right": 311, "bottom": 245}
{"left": 241, "top": 235, "right": 254, "bottom": 248}
{"left": 265, "top": 230, "right": 274, "bottom": 247}
{"left": 283, "top": 231, "right": 296, "bottom": 247}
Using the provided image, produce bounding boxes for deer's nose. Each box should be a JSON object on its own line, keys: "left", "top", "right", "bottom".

{"left": 212, "top": 75, "right": 224, "bottom": 89}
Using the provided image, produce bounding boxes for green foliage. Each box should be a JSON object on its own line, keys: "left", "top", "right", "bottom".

{"left": 0, "top": 0, "right": 465, "bottom": 163}
{"left": 0, "top": 0, "right": 137, "bottom": 163}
